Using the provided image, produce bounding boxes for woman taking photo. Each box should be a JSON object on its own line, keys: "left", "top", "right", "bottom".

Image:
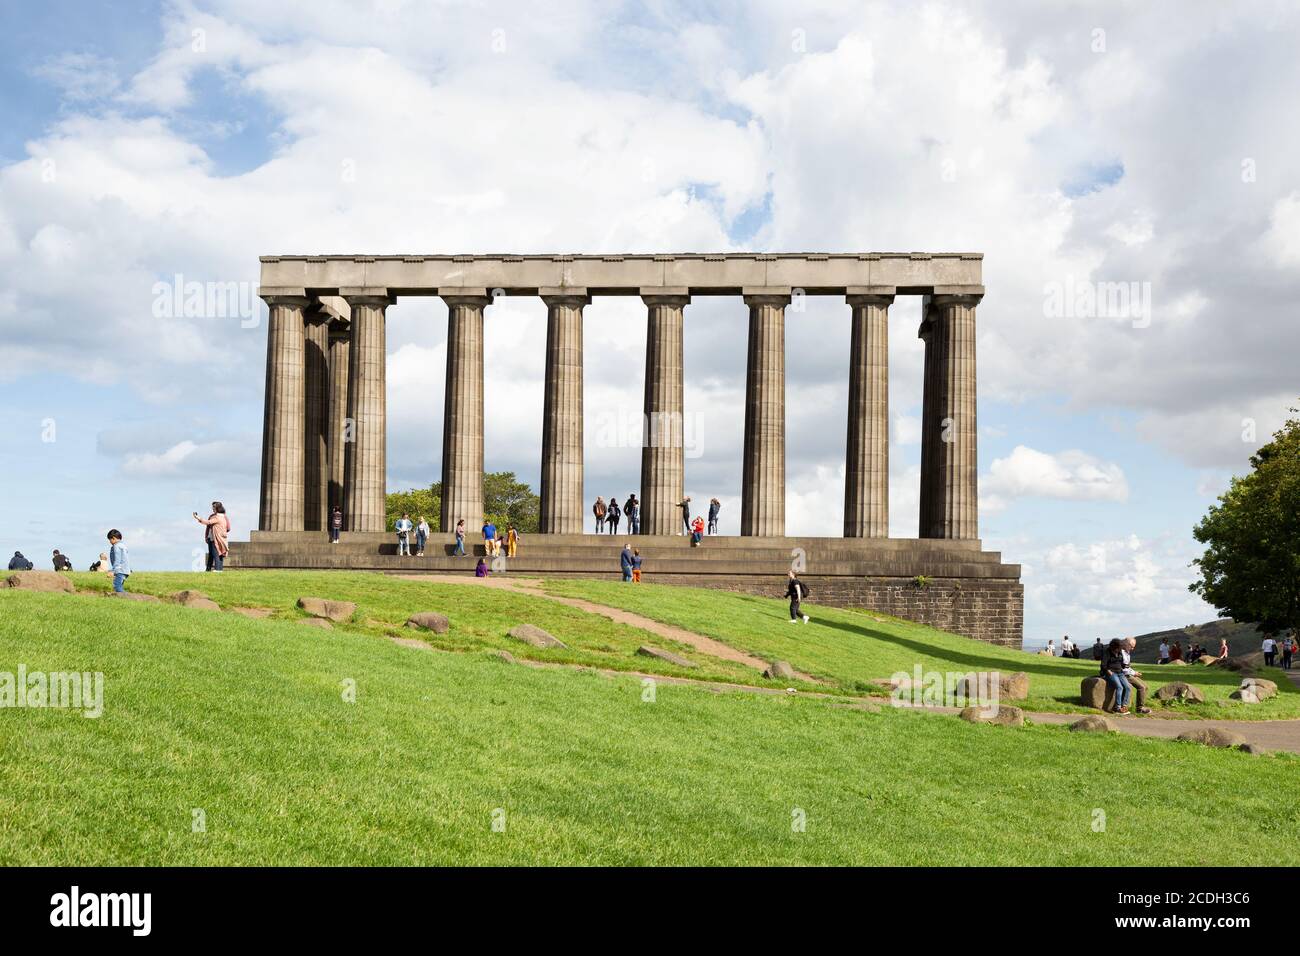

{"left": 194, "top": 501, "right": 230, "bottom": 572}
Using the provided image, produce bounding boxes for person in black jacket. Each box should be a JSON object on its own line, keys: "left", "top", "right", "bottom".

{"left": 1091, "top": 638, "right": 1104, "bottom": 661}
{"left": 1101, "top": 638, "right": 1132, "bottom": 714}
{"left": 51, "top": 550, "right": 73, "bottom": 571}
{"left": 8, "top": 551, "right": 33, "bottom": 571}
{"left": 606, "top": 497, "right": 621, "bottom": 535}
{"left": 785, "top": 570, "right": 809, "bottom": 624}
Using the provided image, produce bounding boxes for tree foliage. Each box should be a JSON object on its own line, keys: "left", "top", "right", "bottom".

{"left": 1190, "top": 405, "right": 1300, "bottom": 635}
{"left": 385, "top": 472, "right": 539, "bottom": 533}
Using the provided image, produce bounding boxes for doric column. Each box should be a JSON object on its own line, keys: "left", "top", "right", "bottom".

{"left": 257, "top": 290, "right": 310, "bottom": 531}
{"left": 327, "top": 319, "right": 350, "bottom": 517}
{"left": 844, "top": 287, "right": 893, "bottom": 537}
{"left": 440, "top": 289, "right": 490, "bottom": 535}
{"left": 740, "top": 289, "right": 790, "bottom": 537}
{"left": 639, "top": 288, "right": 689, "bottom": 535}
{"left": 342, "top": 288, "right": 391, "bottom": 533}
{"left": 539, "top": 289, "right": 589, "bottom": 534}
{"left": 918, "top": 291, "right": 982, "bottom": 539}
{"left": 303, "top": 306, "right": 331, "bottom": 531}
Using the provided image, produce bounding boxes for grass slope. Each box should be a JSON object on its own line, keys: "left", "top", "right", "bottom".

{"left": 0, "top": 586, "right": 1296, "bottom": 866}
{"left": 541, "top": 579, "right": 1300, "bottom": 719}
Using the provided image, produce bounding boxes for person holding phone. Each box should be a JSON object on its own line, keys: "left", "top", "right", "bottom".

{"left": 194, "top": 502, "right": 230, "bottom": 572}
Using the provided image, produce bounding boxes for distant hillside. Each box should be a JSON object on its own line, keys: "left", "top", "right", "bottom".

{"left": 1125, "top": 619, "right": 1265, "bottom": 664}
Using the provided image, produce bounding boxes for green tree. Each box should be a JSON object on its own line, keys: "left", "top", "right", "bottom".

{"left": 385, "top": 472, "right": 539, "bottom": 533}
{"left": 1190, "top": 404, "right": 1300, "bottom": 635}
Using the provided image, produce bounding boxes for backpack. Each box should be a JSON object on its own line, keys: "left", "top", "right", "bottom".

{"left": 799, "top": 580, "right": 810, "bottom": 599}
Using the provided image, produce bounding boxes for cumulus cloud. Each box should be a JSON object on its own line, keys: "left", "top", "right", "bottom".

{"left": 982, "top": 445, "right": 1128, "bottom": 512}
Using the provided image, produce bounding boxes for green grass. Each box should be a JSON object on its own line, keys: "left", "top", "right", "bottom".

{"left": 0, "top": 585, "right": 1296, "bottom": 865}
{"left": 541, "top": 579, "right": 1300, "bottom": 719}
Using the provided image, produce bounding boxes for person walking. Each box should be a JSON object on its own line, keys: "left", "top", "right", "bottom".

{"left": 632, "top": 548, "right": 643, "bottom": 583}
{"left": 415, "top": 516, "right": 430, "bottom": 557}
{"left": 107, "top": 529, "right": 130, "bottom": 594}
{"left": 395, "top": 513, "right": 414, "bottom": 557}
{"left": 707, "top": 497, "right": 721, "bottom": 534}
{"left": 1262, "top": 635, "right": 1277, "bottom": 668}
{"left": 1102, "top": 638, "right": 1131, "bottom": 715}
{"left": 785, "top": 570, "right": 810, "bottom": 624}
{"left": 194, "top": 501, "right": 230, "bottom": 572}
{"left": 606, "top": 496, "right": 621, "bottom": 535}
{"left": 454, "top": 518, "right": 466, "bottom": 556}
{"left": 593, "top": 496, "right": 607, "bottom": 533}
{"left": 330, "top": 506, "right": 343, "bottom": 544}
{"left": 620, "top": 543, "right": 634, "bottom": 582}
{"left": 678, "top": 496, "right": 692, "bottom": 535}
{"left": 625, "top": 494, "right": 639, "bottom": 535}
{"left": 1283, "top": 634, "right": 1296, "bottom": 670}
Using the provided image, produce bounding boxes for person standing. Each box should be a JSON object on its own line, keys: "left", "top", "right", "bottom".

{"left": 330, "top": 506, "right": 343, "bottom": 544}
{"left": 1217, "top": 638, "right": 1229, "bottom": 661}
{"left": 395, "top": 513, "right": 414, "bottom": 557}
{"left": 620, "top": 543, "right": 634, "bottom": 582}
{"left": 1123, "top": 637, "right": 1152, "bottom": 714}
{"left": 1283, "top": 634, "right": 1296, "bottom": 670}
{"left": 1061, "top": 635, "right": 1075, "bottom": 658}
{"left": 454, "top": 518, "right": 466, "bottom": 556}
{"left": 1262, "top": 635, "right": 1277, "bottom": 667}
{"left": 593, "top": 496, "right": 607, "bottom": 533}
{"left": 707, "top": 497, "right": 721, "bottom": 534}
{"left": 1158, "top": 640, "right": 1170, "bottom": 665}
{"left": 632, "top": 548, "right": 643, "bottom": 583}
{"left": 107, "top": 529, "right": 130, "bottom": 594}
{"left": 194, "top": 502, "right": 230, "bottom": 572}
{"left": 506, "top": 524, "right": 519, "bottom": 558}
{"left": 606, "top": 496, "right": 621, "bottom": 535}
{"left": 415, "top": 516, "right": 430, "bottom": 557}
{"left": 785, "top": 570, "right": 809, "bottom": 624}
{"left": 625, "top": 494, "right": 639, "bottom": 535}
{"left": 1091, "top": 638, "right": 1104, "bottom": 661}
{"left": 482, "top": 518, "right": 498, "bottom": 557}
{"left": 678, "top": 496, "right": 692, "bottom": 535}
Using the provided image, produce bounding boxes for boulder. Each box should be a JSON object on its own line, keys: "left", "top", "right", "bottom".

{"left": 1153, "top": 681, "right": 1205, "bottom": 704}
{"left": 231, "top": 607, "right": 274, "bottom": 619}
{"left": 1236, "top": 743, "right": 1268, "bottom": 756}
{"left": 1080, "top": 676, "right": 1116, "bottom": 711}
{"left": 296, "top": 597, "right": 357, "bottom": 622}
{"left": 636, "top": 645, "right": 696, "bottom": 668}
{"left": 1229, "top": 686, "right": 1268, "bottom": 704}
{"left": 1068, "top": 715, "right": 1116, "bottom": 733}
{"left": 405, "top": 612, "right": 450, "bottom": 634}
{"left": 955, "top": 671, "right": 1029, "bottom": 701}
{"left": 389, "top": 636, "right": 429, "bottom": 650}
{"left": 171, "top": 589, "right": 220, "bottom": 611}
{"left": 1176, "top": 727, "right": 1246, "bottom": 749}
{"left": 764, "top": 660, "right": 796, "bottom": 680}
{"left": 112, "top": 592, "right": 160, "bottom": 603}
{"left": 1168, "top": 659, "right": 1188, "bottom": 666}
{"left": 1240, "top": 677, "right": 1277, "bottom": 699}
{"left": 494, "top": 650, "right": 517, "bottom": 665}
{"left": 959, "top": 704, "right": 1024, "bottom": 727}
{"left": 301, "top": 617, "right": 334, "bottom": 630}
{"left": 1219, "top": 656, "right": 1253, "bottom": 672}
{"left": 1196, "top": 655, "right": 1218, "bottom": 666}
{"left": 507, "top": 624, "right": 566, "bottom": 650}
{"left": 5, "top": 571, "right": 74, "bottom": 593}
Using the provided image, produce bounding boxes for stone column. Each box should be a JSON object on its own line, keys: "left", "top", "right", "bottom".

{"left": 303, "top": 307, "right": 331, "bottom": 531}
{"left": 844, "top": 288, "right": 893, "bottom": 538}
{"left": 327, "top": 319, "right": 350, "bottom": 517}
{"left": 639, "top": 288, "right": 689, "bottom": 535}
{"left": 919, "top": 292, "right": 981, "bottom": 539}
{"left": 342, "top": 289, "right": 391, "bottom": 533}
{"left": 440, "top": 290, "right": 490, "bottom": 535}
{"left": 539, "top": 289, "right": 589, "bottom": 534}
{"left": 741, "top": 289, "right": 790, "bottom": 537}
{"left": 258, "top": 291, "right": 310, "bottom": 531}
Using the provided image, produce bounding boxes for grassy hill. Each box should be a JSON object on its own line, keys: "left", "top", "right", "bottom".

{"left": 0, "top": 571, "right": 1296, "bottom": 866}
{"left": 1125, "top": 619, "right": 1265, "bottom": 664}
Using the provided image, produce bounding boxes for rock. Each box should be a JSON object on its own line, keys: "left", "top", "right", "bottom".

{"left": 1240, "top": 677, "right": 1277, "bottom": 699}
{"left": 1219, "top": 656, "right": 1253, "bottom": 672}
{"left": 1153, "top": 681, "right": 1205, "bottom": 704}
{"left": 494, "top": 650, "right": 517, "bottom": 664}
{"left": 636, "top": 645, "right": 696, "bottom": 668}
{"left": 405, "top": 612, "right": 450, "bottom": 634}
{"left": 959, "top": 704, "right": 1024, "bottom": 727}
{"left": 764, "top": 660, "right": 796, "bottom": 680}
{"left": 1237, "top": 743, "right": 1268, "bottom": 756}
{"left": 5, "top": 571, "right": 74, "bottom": 593}
{"left": 296, "top": 597, "right": 357, "bottom": 622}
{"left": 1176, "top": 727, "right": 1246, "bottom": 749}
{"left": 301, "top": 617, "right": 334, "bottom": 630}
{"left": 1168, "top": 659, "right": 1187, "bottom": 665}
{"left": 1036, "top": 650, "right": 1053, "bottom": 656}
{"left": 507, "top": 624, "right": 566, "bottom": 650}
{"left": 231, "top": 607, "right": 274, "bottom": 619}
{"left": 171, "top": 589, "right": 220, "bottom": 611}
{"left": 1229, "top": 687, "right": 1266, "bottom": 704}
{"left": 112, "top": 592, "right": 160, "bottom": 602}
{"left": 955, "top": 671, "right": 1029, "bottom": 701}
{"left": 1068, "top": 715, "right": 1116, "bottom": 733}
{"left": 1080, "top": 676, "right": 1116, "bottom": 711}
{"left": 1196, "top": 655, "right": 1219, "bottom": 666}
{"left": 389, "top": 636, "right": 429, "bottom": 650}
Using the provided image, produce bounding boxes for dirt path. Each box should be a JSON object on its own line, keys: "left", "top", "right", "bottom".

{"left": 394, "top": 573, "right": 817, "bottom": 679}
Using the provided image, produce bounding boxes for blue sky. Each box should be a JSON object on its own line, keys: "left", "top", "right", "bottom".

{"left": 2, "top": 0, "right": 1298, "bottom": 648}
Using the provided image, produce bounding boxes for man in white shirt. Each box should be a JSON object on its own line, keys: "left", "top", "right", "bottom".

{"left": 1158, "top": 640, "right": 1170, "bottom": 664}
{"left": 395, "top": 513, "right": 414, "bottom": 557}
{"left": 1262, "top": 636, "right": 1277, "bottom": 667}
{"left": 1123, "top": 637, "right": 1151, "bottom": 714}
{"left": 1061, "top": 636, "right": 1075, "bottom": 658}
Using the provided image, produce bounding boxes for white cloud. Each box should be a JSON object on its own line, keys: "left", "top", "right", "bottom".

{"left": 982, "top": 445, "right": 1128, "bottom": 512}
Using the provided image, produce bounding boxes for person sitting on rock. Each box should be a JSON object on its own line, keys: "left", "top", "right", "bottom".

{"left": 1101, "top": 638, "right": 1131, "bottom": 715}
{"left": 8, "top": 551, "right": 33, "bottom": 571}
{"left": 1122, "top": 637, "right": 1152, "bottom": 714}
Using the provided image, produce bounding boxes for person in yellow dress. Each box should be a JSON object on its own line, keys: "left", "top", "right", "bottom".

{"left": 506, "top": 524, "right": 519, "bottom": 558}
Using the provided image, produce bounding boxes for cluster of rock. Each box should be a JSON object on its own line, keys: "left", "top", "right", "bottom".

{"left": 1230, "top": 677, "right": 1277, "bottom": 704}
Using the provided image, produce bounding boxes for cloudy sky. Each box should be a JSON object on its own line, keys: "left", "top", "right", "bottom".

{"left": 1, "top": 0, "right": 1297, "bottom": 647}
